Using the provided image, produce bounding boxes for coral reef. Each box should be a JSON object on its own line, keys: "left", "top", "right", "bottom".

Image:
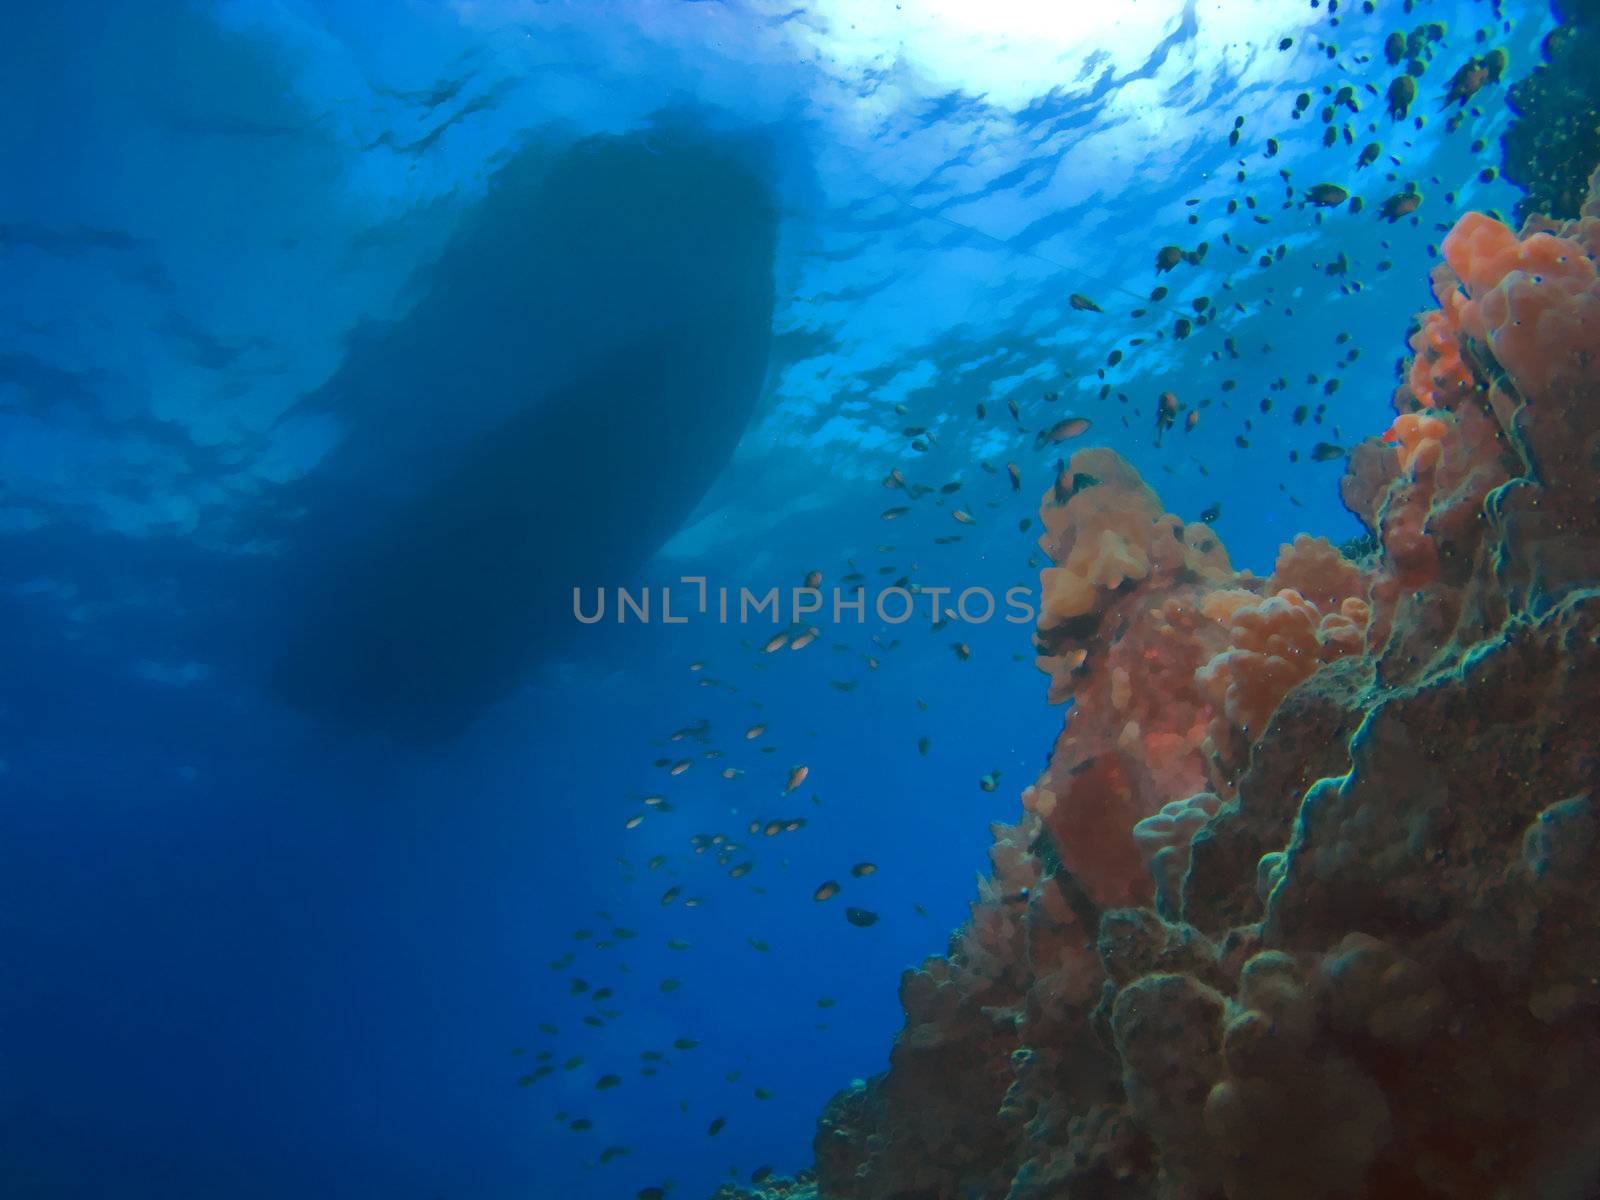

{"left": 757, "top": 171, "right": 1600, "bottom": 1200}
{"left": 1502, "top": 0, "right": 1600, "bottom": 225}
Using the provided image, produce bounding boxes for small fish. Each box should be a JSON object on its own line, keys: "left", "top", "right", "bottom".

{"left": 1034, "top": 416, "right": 1091, "bottom": 448}
{"left": 881, "top": 506, "right": 909, "bottom": 520}
{"left": 845, "top": 907, "right": 879, "bottom": 928}
{"left": 762, "top": 631, "right": 789, "bottom": 653}
{"left": 669, "top": 759, "right": 691, "bottom": 776}
{"left": 1379, "top": 188, "right": 1422, "bottom": 223}
{"left": 1311, "top": 443, "right": 1346, "bottom": 462}
{"left": 851, "top": 862, "right": 877, "bottom": 878}
{"left": 728, "top": 862, "right": 753, "bottom": 878}
{"left": 1154, "top": 391, "right": 1179, "bottom": 445}
{"left": 624, "top": 814, "right": 645, "bottom": 830}
{"left": 784, "top": 765, "right": 809, "bottom": 793}
{"left": 599, "top": 1146, "right": 630, "bottom": 1164}
{"left": 1199, "top": 502, "right": 1221, "bottom": 524}
{"left": 979, "top": 771, "right": 1000, "bottom": 792}
{"left": 673, "top": 1037, "right": 699, "bottom": 1051}
{"left": 637, "top": 1189, "right": 666, "bottom": 1200}
{"left": 951, "top": 642, "right": 971, "bottom": 661}
{"left": 1184, "top": 409, "right": 1198, "bottom": 432}
{"left": 803, "top": 569, "right": 822, "bottom": 588}
{"left": 1069, "top": 293, "right": 1103, "bottom": 313}
{"left": 952, "top": 508, "right": 975, "bottom": 524}
{"left": 1006, "top": 461, "right": 1021, "bottom": 491}
{"left": 751, "top": 1166, "right": 774, "bottom": 1184}
{"left": 1155, "top": 244, "right": 1184, "bottom": 273}
{"left": 814, "top": 880, "right": 841, "bottom": 901}
{"left": 1306, "top": 182, "right": 1348, "bottom": 207}
{"left": 595, "top": 1074, "right": 622, "bottom": 1090}
{"left": 1441, "top": 59, "right": 1491, "bottom": 108}
{"left": 917, "top": 736, "right": 929, "bottom": 756}
{"left": 660, "top": 886, "right": 682, "bottom": 906}
{"left": 569, "top": 1118, "right": 592, "bottom": 1131}
{"left": 1386, "top": 75, "right": 1416, "bottom": 120}
{"left": 707, "top": 1116, "right": 725, "bottom": 1136}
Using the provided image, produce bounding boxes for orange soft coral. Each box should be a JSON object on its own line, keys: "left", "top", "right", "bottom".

{"left": 1035, "top": 449, "right": 1223, "bottom": 628}
{"left": 1267, "top": 534, "right": 1369, "bottom": 612}
{"left": 1381, "top": 411, "right": 1450, "bottom": 475}
{"left": 1027, "top": 449, "right": 1240, "bottom": 907}
{"left": 1394, "top": 187, "right": 1597, "bottom": 418}
{"left": 1195, "top": 589, "right": 1371, "bottom": 742}
{"left": 1405, "top": 309, "right": 1474, "bottom": 409}
{"left": 1438, "top": 209, "right": 1598, "bottom": 398}
{"left": 1034, "top": 447, "right": 1233, "bottom": 704}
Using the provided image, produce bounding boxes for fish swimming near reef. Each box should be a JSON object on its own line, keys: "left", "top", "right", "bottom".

{"left": 262, "top": 116, "right": 780, "bottom": 742}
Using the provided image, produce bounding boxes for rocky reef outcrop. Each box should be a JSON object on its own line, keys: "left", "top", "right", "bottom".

{"left": 773, "top": 169, "right": 1600, "bottom": 1200}
{"left": 1502, "top": 0, "right": 1600, "bottom": 224}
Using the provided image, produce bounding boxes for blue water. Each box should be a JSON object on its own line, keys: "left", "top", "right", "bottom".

{"left": 1, "top": 1, "right": 1548, "bottom": 1197}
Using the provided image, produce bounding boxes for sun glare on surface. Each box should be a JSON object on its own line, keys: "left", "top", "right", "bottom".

{"left": 794, "top": 0, "right": 1318, "bottom": 111}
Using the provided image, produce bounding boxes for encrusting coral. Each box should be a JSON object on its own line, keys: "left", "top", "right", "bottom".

{"left": 1502, "top": 0, "right": 1600, "bottom": 225}
{"left": 749, "top": 166, "right": 1600, "bottom": 1200}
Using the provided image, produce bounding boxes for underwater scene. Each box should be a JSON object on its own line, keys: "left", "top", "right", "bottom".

{"left": 4, "top": 0, "right": 1599, "bottom": 1197}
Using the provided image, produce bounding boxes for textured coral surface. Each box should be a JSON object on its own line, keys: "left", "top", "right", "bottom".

{"left": 1503, "top": 0, "right": 1600, "bottom": 224}
{"left": 733, "top": 171, "right": 1600, "bottom": 1200}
